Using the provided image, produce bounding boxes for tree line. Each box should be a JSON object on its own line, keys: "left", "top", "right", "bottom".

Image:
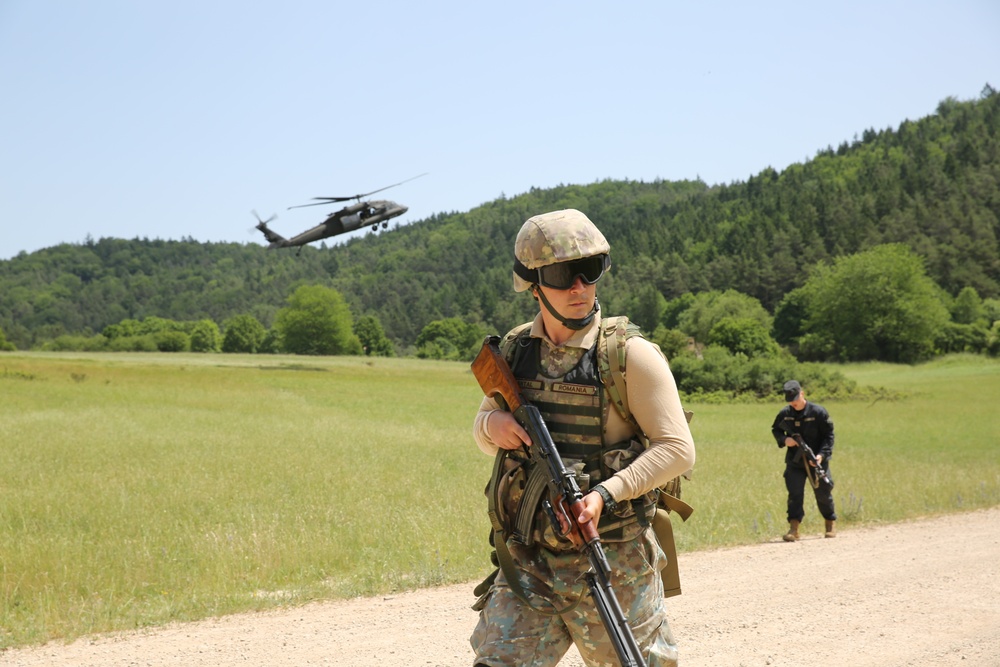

{"left": 2, "top": 88, "right": 998, "bottom": 387}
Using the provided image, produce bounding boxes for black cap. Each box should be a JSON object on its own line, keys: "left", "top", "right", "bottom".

{"left": 783, "top": 380, "right": 802, "bottom": 402}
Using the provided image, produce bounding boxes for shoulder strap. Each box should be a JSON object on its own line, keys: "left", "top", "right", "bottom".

{"left": 597, "top": 317, "right": 694, "bottom": 430}
{"left": 499, "top": 322, "right": 533, "bottom": 362}
{"left": 597, "top": 316, "right": 644, "bottom": 435}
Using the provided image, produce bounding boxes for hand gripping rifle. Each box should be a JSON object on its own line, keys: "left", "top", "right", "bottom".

{"left": 791, "top": 434, "right": 834, "bottom": 489}
{"left": 471, "top": 335, "right": 647, "bottom": 667}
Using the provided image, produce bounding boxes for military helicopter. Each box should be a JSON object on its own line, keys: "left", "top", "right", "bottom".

{"left": 254, "top": 173, "right": 426, "bottom": 252}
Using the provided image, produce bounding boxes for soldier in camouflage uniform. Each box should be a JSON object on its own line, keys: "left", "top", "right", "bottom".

{"left": 471, "top": 209, "right": 696, "bottom": 667}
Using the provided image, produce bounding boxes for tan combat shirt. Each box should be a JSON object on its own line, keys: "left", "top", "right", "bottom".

{"left": 473, "top": 312, "right": 696, "bottom": 505}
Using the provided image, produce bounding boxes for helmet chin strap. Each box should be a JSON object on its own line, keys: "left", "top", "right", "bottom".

{"left": 535, "top": 288, "right": 599, "bottom": 331}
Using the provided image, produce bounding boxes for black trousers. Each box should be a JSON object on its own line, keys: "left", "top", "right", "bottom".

{"left": 784, "top": 463, "right": 836, "bottom": 522}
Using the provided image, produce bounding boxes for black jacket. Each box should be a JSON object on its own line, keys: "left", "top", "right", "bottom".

{"left": 771, "top": 401, "right": 835, "bottom": 466}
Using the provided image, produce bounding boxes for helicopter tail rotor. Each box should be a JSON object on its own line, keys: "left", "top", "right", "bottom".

{"left": 252, "top": 209, "right": 277, "bottom": 226}
{"left": 251, "top": 210, "right": 288, "bottom": 248}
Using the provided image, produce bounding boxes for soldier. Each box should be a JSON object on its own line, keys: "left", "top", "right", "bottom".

{"left": 771, "top": 380, "right": 837, "bottom": 541}
{"left": 470, "top": 209, "right": 696, "bottom": 667}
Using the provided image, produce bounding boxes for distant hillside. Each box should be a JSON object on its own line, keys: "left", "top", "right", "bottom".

{"left": 1, "top": 89, "right": 997, "bottom": 351}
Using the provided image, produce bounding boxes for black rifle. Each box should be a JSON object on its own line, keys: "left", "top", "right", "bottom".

{"left": 789, "top": 434, "right": 834, "bottom": 489}
{"left": 471, "top": 335, "right": 647, "bottom": 667}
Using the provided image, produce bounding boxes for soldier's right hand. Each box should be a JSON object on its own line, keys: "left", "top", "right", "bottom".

{"left": 785, "top": 437, "right": 799, "bottom": 448}
{"left": 487, "top": 410, "right": 532, "bottom": 450}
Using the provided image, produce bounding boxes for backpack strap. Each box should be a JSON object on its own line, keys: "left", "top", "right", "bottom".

{"left": 597, "top": 316, "right": 694, "bottom": 431}
{"left": 597, "top": 316, "right": 644, "bottom": 435}
{"left": 499, "top": 322, "right": 532, "bottom": 361}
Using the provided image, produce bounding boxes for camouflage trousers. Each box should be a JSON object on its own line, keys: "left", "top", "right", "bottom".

{"left": 470, "top": 527, "right": 678, "bottom": 667}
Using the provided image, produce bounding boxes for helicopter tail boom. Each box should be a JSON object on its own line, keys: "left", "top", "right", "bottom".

{"left": 255, "top": 220, "right": 289, "bottom": 249}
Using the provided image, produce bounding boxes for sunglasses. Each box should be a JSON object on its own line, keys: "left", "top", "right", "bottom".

{"left": 534, "top": 254, "right": 610, "bottom": 290}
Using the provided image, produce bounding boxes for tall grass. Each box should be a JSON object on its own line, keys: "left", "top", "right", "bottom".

{"left": 677, "top": 353, "right": 1000, "bottom": 550}
{"left": 1, "top": 353, "right": 490, "bottom": 647}
{"left": 1, "top": 352, "right": 998, "bottom": 647}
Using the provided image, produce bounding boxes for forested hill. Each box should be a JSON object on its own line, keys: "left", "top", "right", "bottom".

{"left": 2, "top": 90, "right": 998, "bottom": 351}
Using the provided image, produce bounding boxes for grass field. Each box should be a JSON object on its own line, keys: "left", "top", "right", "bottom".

{"left": 1, "top": 351, "right": 998, "bottom": 648}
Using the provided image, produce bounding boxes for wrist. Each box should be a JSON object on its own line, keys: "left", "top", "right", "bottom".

{"left": 594, "top": 484, "right": 619, "bottom": 513}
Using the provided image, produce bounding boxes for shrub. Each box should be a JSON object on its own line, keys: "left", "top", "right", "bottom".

{"left": 155, "top": 330, "right": 189, "bottom": 352}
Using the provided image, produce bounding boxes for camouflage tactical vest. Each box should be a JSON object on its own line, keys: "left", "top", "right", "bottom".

{"left": 474, "top": 316, "right": 694, "bottom": 608}
{"left": 489, "top": 317, "right": 670, "bottom": 551}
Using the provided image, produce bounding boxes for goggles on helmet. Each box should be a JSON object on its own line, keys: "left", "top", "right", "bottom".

{"left": 514, "top": 254, "right": 610, "bottom": 290}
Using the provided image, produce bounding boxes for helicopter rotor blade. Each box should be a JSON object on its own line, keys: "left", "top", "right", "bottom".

{"left": 287, "top": 197, "right": 353, "bottom": 210}
{"left": 354, "top": 172, "right": 429, "bottom": 199}
{"left": 290, "top": 172, "right": 429, "bottom": 208}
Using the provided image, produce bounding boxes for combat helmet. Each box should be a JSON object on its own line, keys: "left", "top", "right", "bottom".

{"left": 512, "top": 209, "right": 611, "bottom": 329}
{"left": 512, "top": 209, "right": 610, "bottom": 292}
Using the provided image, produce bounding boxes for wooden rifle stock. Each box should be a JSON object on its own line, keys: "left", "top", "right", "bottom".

{"left": 470, "top": 335, "right": 523, "bottom": 412}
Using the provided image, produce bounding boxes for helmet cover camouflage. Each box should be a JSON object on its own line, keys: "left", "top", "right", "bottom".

{"left": 512, "top": 209, "right": 610, "bottom": 292}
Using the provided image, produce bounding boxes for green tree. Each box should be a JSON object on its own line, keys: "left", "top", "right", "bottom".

{"left": 651, "top": 326, "right": 690, "bottom": 360}
{"left": 799, "top": 244, "right": 950, "bottom": 362}
{"left": 630, "top": 285, "right": 667, "bottom": 334}
{"left": 222, "top": 314, "right": 267, "bottom": 353}
{"left": 676, "top": 290, "right": 773, "bottom": 344}
{"left": 951, "top": 286, "right": 986, "bottom": 325}
{"left": 189, "top": 319, "right": 221, "bottom": 352}
{"left": 772, "top": 287, "right": 810, "bottom": 347}
{"left": 707, "top": 317, "right": 779, "bottom": 359}
{"left": 415, "top": 317, "right": 485, "bottom": 361}
{"left": 274, "top": 285, "right": 362, "bottom": 355}
{"left": 354, "top": 315, "right": 394, "bottom": 356}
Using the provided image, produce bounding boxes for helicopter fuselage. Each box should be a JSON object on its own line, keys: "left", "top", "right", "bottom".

{"left": 282, "top": 199, "right": 408, "bottom": 246}
{"left": 256, "top": 172, "right": 425, "bottom": 251}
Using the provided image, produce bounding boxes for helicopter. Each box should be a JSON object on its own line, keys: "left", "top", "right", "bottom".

{"left": 254, "top": 173, "right": 427, "bottom": 252}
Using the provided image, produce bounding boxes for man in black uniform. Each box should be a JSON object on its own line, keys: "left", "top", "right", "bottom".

{"left": 771, "top": 380, "right": 836, "bottom": 541}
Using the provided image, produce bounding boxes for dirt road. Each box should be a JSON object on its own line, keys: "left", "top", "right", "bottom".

{"left": 2, "top": 507, "right": 998, "bottom": 666}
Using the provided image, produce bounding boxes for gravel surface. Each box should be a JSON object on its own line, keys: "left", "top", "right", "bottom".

{"left": 2, "top": 507, "right": 997, "bottom": 667}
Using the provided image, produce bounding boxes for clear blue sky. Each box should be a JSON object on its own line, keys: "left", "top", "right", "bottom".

{"left": 1, "top": 1, "right": 997, "bottom": 260}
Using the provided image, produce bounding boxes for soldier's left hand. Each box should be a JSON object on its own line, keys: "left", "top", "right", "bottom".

{"left": 575, "top": 491, "right": 604, "bottom": 526}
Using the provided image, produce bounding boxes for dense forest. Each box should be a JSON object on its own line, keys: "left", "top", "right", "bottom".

{"left": 2, "top": 89, "right": 998, "bottom": 359}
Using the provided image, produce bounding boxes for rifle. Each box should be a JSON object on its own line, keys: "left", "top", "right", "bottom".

{"left": 790, "top": 434, "right": 834, "bottom": 489}
{"left": 471, "top": 335, "right": 647, "bottom": 667}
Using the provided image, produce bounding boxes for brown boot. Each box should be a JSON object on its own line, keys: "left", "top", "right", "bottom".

{"left": 783, "top": 520, "right": 800, "bottom": 542}
{"left": 825, "top": 519, "right": 837, "bottom": 538}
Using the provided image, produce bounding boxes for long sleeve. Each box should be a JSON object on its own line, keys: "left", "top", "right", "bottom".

{"left": 598, "top": 338, "right": 696, "bottom": 503}
{"left": 472, "top": 396, "right": 502, "bottom": 455}
{"left": 771, "top": 408, "right": 790, "bottom": 447}
{"left": 817, "top": 407, "right": 835, "bottom": 460}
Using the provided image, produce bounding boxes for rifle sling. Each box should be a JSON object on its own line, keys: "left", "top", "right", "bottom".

{"left": 486, "top": 449, "right": 583, "bottom": 617}
{"left": 659, "top": 492, "right": 694, "bottom": 522}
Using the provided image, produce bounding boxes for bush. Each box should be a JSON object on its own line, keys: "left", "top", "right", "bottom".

{"left": 106, "top": 335, "right": 158, "bottom": 352}
{"left": 190, "top": 320, "right": 222, "bottom": 353}
{"left": 668, "top": 346, "right": 861, "bottom": 402}
{"left": 155, "top": 330, "right": 189, "bottom": 352}
{"left": 936, "top": 322, "right": 990, "bottom": 354}
{"left": 0, "top": 325, "right": 16, "bottom": 351}
{"left": 222, "top": 315, "right": 267, "bottom": 354}
{"left": 39, "top": 335, "right": 108, "bottom": 352}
